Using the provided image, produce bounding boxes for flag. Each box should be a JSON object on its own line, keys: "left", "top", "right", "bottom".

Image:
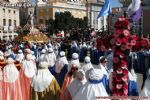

{"left": 97, "top": 0, "right": 111, "bottom": 19}
{"left": 131, "top": 7, "right": 141, "bottom": 23}
{"left": 127, "top": 0, "right": 141, "bottom": 23}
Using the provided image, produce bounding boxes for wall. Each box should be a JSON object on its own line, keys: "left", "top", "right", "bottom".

{"left": 0, "top": 6, "right": 20, "bottom": 40}
{"left": 143, "top": 9, "right": 150, "bottom": 35}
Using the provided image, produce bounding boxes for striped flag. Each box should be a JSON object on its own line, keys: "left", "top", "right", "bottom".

{"left": 97, "top": 0, "right": 111, "bottom": 19}
{"left": 127, "top": 0, "right": 141, "bottom": 23}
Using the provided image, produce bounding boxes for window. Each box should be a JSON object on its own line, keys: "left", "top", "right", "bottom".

{"left": 9, "top": 19, "right": 12, "bottom": 26}
{"left": 46, "top": 20, "right": 49, "bottom": 25}
{"left": 3, "top": 8, "right": 5, "bottom": 13}
{"left": 3, "top": 19, "right": 6, "bottom": 26}
{"left": 3, "top": 31, "right": 7, "bottom": 33}
{"left": 39, "top": 19, "right": 43, "bottom": 24}
{"left": 14, "top": 20, "right": 16, "bottom": 26}
{"left": 9, "top": 35, "right": 12, "bottom": 39}
{"left": 3, "top": 36, "right": 6, "bottom": 39}
{"left": 8, "top": 9, "right": 11, "bottom": 13}
{"left": 14, "top": 11, "right": 15, "bottom": 14}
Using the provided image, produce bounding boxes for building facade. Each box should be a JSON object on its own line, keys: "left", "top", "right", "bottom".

{"left": 142, "top": 6, "right": 150, "bottom": 35}
{"left": 36, "top": 2, "right": 86, "bottom": 23}
{"left": 36, "top": 0, "right": 106, "bottom": 30}
{"left": 87, "top": 2, "right": 107, "bottom": 30}
{"left": 0, "top": 6, "right": 20, "bottom": 40}
{"left": 110, "top": 7, "right": 123, "bottom": 34}
{"left": 4, "top": 0, "right": 107, "bottom": 36}
{"left": 114, "top": 0, "right": 150, "bottom": 36}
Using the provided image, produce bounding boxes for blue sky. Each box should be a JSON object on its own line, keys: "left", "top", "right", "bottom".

{"left": 110, "top": 0, "right": 122, "bottom": 7}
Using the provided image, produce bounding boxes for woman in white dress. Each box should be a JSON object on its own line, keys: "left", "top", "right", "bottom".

{"left": 73, "top": 68, "right": 109, "bottom": 100}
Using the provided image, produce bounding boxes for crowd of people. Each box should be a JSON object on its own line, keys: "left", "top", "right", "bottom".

{"left": 0, "top": 38, "right": 150, "bottom": 100}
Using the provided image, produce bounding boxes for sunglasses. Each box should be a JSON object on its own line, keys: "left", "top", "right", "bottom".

{"left": 104, "top": 60, "right": 107, "bottom": 63}
{"left": 71, "top": 67, "right": 78, "bottom": 70}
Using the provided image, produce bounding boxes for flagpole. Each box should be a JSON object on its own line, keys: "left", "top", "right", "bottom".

{"left": 97, "top": 0, "right": 110, "bottom": 33}
{"left": 107, "top": 15, "right": 110, "bottom": 34}
{"left": 34, "top": 0, "right": 37, "bottom": 25}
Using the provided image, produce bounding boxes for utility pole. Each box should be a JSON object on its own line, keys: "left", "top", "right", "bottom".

{"left": 86, "top": 0, "right": 89, "bottom": 27}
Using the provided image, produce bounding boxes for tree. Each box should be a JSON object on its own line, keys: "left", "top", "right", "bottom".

{"left": 46, "top": 18, "right": 54, "bottom": 36}
{"left": 50, "top": 11, "right": 88, "bottom": 34}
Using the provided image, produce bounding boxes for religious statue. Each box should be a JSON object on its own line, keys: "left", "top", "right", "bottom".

{"left": 30, "top": 13, "right": 34, "bottom": 29}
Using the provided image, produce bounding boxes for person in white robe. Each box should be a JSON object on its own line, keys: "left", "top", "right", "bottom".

{"left": 19, "top": 54, "right": 37, "bottom": 100}
{"left": 44, "top": 44, "right": 48, "bottom": 51}
{"left": 140, "top": 68, "right": 150, "bottom": 97}
{"left": 0, "top": 51, "right": 4, "bottom": 100}
{"left": 5, "top": 45, "right": 15, "bottom": 59}
{"left": 98, "top": 56, "right": 109, "bottom": 78}
{"left": 24, "top": 48, "right": 31, "bottom": 54}
{"left": 73, "top": 68, "right": 109, "bottom": 100}
{"left": 53, "top": 42, "right": 59, "bottom": 57}
{"left": 47, "top": 42, "right": 53, "bottom": 48}
{"left": 128, "top": 68, "right": 139, "bottom": 96}
{"left": 0, "top": 50, "right": 4, "bottom": 80}
{"left": 79, "top": 42, "right": 88, "bottom": 62}
{"left": 4, "top": 49, "right": 12, "bottom": 59}
{"left": 82, "top": 56, "right": 94, "bottom": 79}
{"left": 24, "top": 49, "right": 35, "bottom": 61}
{"left": 24, "top": 49, "right": 36, "bottom": 62}
{"left": 39, "top": 49, "right": 47, "bottom": 63}
{"left": 3, "top": 58, "right": 23, "bottom": 100}
{"left": 15, "top": 50, "right": 24, "bottom": 63}
{"left": 82, "top": 42, "right": 87, "bottom": 48}
{"left": 82, "top": 56, "right": 94, "bottom": 72}
{"left": 68, "top": 69, "right": 87, "bottom": 99}
{"left": 98, "top": 56, "right": 111, "bottom": 93}
{"left": 21, "top": 53, "right": 37, "bottom": 78}
{"left": 79, "top": 42, "right": 82, "bottom": 49}
{"left": 71, "top": 41, "right": 78, "bottom": 49}
{"left": 69, "top": 53, "right": 81, "bottom": 71}
{"left": 31, "top": 51, "right": 36, "bottom": 61}
{"left": 30, "top": 61, "right": 61, "bottom": 100}
{"left": 46, "top": 48, "right": 56, "bottom": 68}
{"left": 50, "top": 51, "right": 69, "bottom": 88}
{"left": 71, "top": 41, "right": 79, "bottom": 54}
{"left": 60, "top": 60, "right": 81, "bottom": 100}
